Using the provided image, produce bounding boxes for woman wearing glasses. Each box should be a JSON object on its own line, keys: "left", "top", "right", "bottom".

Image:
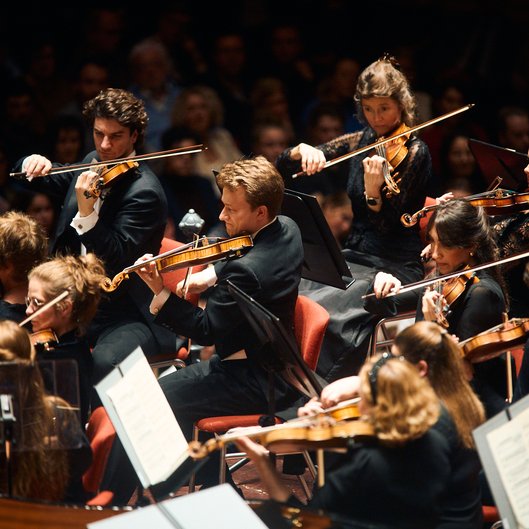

{"left": 25, "top": 253, "right": 106, "bottom": 425}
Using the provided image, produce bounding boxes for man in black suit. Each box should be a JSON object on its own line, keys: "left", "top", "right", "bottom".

{"left": 14, "top": 88, "right": 168, "bottom": 396}
{"left": 105, "top": 155, "right": 304, "bottom": 502}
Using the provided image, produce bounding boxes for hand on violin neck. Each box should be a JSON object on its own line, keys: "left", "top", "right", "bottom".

{"left": 75, "top": 170, "right": 99, "bottom": 215}
{"left": 421, "top": 288, "right": 446, "bottom": 323}
{"left": 362, "top": 155, "right": 386, "bottom": 193}
{"left": 134, "top": 254, "right": 164, "bottom": 295}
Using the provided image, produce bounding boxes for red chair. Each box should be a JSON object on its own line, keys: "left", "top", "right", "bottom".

{"left": 188, "top": 294, "right": 330, "bottom": 493}
{"left": 82, "top": 406, "right": 116, "bottom": 506}
{"left": 147, "top": 237, "right": 206, "bottom": 370}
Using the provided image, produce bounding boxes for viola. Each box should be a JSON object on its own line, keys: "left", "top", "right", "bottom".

{"left": 461, "top": 317, "right": 529, "bottom": 363}
{"left": 30, "top": 328, "right": 59, "bottom": 352}
{"left": 401, "top": 188, "right": 529, "bottom": 227}
{"left": 101, "top": 235, "right": 254, "bottom": 292}
{"left": 375, "top": 123, "right": 411, "bottom": 198}
{"left": 84, "top": 160, "right": 139, "bottom": 199}
{"left": 188, "top": 415, "right": 375, "bottom": 459}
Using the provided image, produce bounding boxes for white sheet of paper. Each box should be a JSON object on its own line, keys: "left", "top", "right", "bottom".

{"left": 487, "top": 406, "right": 529, "bottom": 528}
{"left": 105, "top": 352, "right": 189, "bottom": 485}
{"left": 87, "top": 484, "right": 269, "bottom": 529}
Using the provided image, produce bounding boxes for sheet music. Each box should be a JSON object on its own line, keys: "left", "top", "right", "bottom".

{"left": 105, "top": 351, "right": 189, "bottom": 486}
{"left": 487, "top": 406, "right": 529, "bottom": 527}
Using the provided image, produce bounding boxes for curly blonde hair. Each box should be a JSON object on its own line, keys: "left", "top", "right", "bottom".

{"left": 28, "top": 253, "right": 106, "bottom": 335}
{"left": 359, "top": 353, "right": 439, "bottom": 446}
{"left": 354, "top": 55, "right": 417, "bottom": 127}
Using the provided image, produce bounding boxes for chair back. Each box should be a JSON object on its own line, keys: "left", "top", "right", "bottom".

{"left": 294, "top": 295, "right": 330, "bottom": 371}
{"left": 419, "top": 196, "right": 436, "bottom": 244}
{"left": 82, "top": 406, "right": 116, "bottom": 495}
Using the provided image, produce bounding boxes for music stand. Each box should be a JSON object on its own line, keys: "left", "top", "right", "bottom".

{"left": 468, "top": 138, "right": 528, "bottom": 192}
{"left": 281, "top": 189, "right": 355, "bottom": 290}
{"left": 227, "top": 280, "right": 324, "bottom": 408}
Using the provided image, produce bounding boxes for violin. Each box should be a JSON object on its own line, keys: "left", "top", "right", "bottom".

{"left": 84, "top": 160, "right": 139, "bottom": 199}
{"left": 363, "top": 248, "right": 529, "bottom": 300}
{"left": 30, "top": 328, "right": 59, "bottom": 352}
{"left": 461, "top": 317, "right": 529, "bottom": 363}
{"left": 375, "top": 123, "right": 411, "bottom": 198}
{"left": 188, "top": 415, "right": 375, "bottom": 459}
{"left": 401, "top": 188, "right": 529, "bottom": 227}
{"left": 431, "top": 268, "right": 480, "bottom": 328}
{"left": 292, "top": 104, "right": 474, "bottom": 179}
{"left": 101, "top": 235, "right": 254, "bottom": 292}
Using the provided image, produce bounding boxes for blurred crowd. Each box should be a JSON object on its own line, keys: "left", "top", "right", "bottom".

{"left": 1, "top": 1, "right": 529, "bottom": 243}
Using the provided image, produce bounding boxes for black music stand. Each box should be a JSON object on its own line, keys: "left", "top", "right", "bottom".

{"left": 281, "top": 189, "right": 355, "bottom": 290}
{"left": 468, "top": 138, "right": 529, "bottom": 192}
{"left": 227, "top": 280, "right": 325, "bottom": 419}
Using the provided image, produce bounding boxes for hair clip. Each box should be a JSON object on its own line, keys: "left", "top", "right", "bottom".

{"left": 368, "top": 351, "right": 395, "bottom": 405}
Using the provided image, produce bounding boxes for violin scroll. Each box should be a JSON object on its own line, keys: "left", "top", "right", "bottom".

{"left": 85, "top": 161, "right": 139, "bottom": 199}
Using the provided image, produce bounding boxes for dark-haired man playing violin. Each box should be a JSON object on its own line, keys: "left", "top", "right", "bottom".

{"left": 102, "top": 155, "right": 304, "bottom": 502}
{"left": 12, "top": 88, "right": 168, "bottom": 405}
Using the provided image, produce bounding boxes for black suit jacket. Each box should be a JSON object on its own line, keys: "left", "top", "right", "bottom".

{"left": 15, "top": 152, "right": 168, "bottom": 330}
{"left": 155, "top": 216, "right": 304, "bottom": 361}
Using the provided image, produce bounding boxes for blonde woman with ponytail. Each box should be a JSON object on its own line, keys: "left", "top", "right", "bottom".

{"left": 25, "top": 253, "right": 106, "bottom": 425}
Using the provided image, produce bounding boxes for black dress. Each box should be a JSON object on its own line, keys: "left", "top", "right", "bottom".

{"left": 304, "top": 421, "right": 451, "bottom": 528}
{"left": 276, "top": 128, "right": 432, "bottom": 381}
{"left": 364, "top": 270, "right": 508, "bottom": 418}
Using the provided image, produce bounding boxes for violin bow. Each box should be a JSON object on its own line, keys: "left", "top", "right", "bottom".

{"left": 10, "top": 144, "right": 206, "bottom": 179}
{"left": 19, "top": 290, "right": 70, "bottom": 327}
{"left": 292, "top": 104, "right": 474, "bottom": 179}
{"left": 362, "top": 248, "right": 529, "bottom": 299}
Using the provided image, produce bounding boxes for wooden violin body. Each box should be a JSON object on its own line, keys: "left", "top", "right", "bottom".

{"left": 85, "top": 161, "right": 139, "bottom": 199}
{"left": 376, "top": 123, "right": 412, "bottom": 198}
{"left": 101, "top": 235, "right": 254, "bottom": 292}
{"left": 461, "top": 318, "right": 529, "bottom": 363}
{"left": 30, "top": 329, "right": 59, "bottom": 353}
{"left": 401, "top": 188, "right": 529, "bottom": 227}
{"left": 188, "top": 408, "right": 373, "bottom": 459}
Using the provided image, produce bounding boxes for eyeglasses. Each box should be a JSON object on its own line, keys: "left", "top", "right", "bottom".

{"left": 25, "top": 296, "right": 47, "bottom": 309}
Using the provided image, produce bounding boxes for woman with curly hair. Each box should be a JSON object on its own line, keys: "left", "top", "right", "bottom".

{"left": 25, "top": 253, "right": 106, "bottom": 425}
{"left": 236, "top": 352, "right": 450, "bottom": 528}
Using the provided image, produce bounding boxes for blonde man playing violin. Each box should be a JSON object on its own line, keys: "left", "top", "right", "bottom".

{"left": 12, "top": 88, "right": 168, "bottom": 407}
{"left": 101, "top": 156, "right": 305, "bottom": 502}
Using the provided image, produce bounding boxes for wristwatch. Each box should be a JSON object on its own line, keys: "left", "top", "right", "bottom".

{"left": 365, "top": 193, "right": 381, "bottom": 206}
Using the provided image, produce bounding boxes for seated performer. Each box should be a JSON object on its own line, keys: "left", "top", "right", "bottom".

{"left": 25, "top": 253, "right": 106, "bottom": 426}
{"left": 102, "top": 155, "right": 304, "bottom": 503}
{"left": 366, "top": 199, "right": 508, "bottom": 417}
{"left": 236, "top": 352, "right": 451, "bottom": 528}
{"left": 0, "top": 320, "right": 91, "bottom": 503}
{"left": 302, "top": 321, "right": 485, "bottom": 529}
{"left": 276, "top": 55, "right": 432, "bottom": 381}
{"left": 12, "top": 88, "right": 168, "bottom": 404}
{"left": 0, "top": 210, "right": 47, "bottom": 322}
